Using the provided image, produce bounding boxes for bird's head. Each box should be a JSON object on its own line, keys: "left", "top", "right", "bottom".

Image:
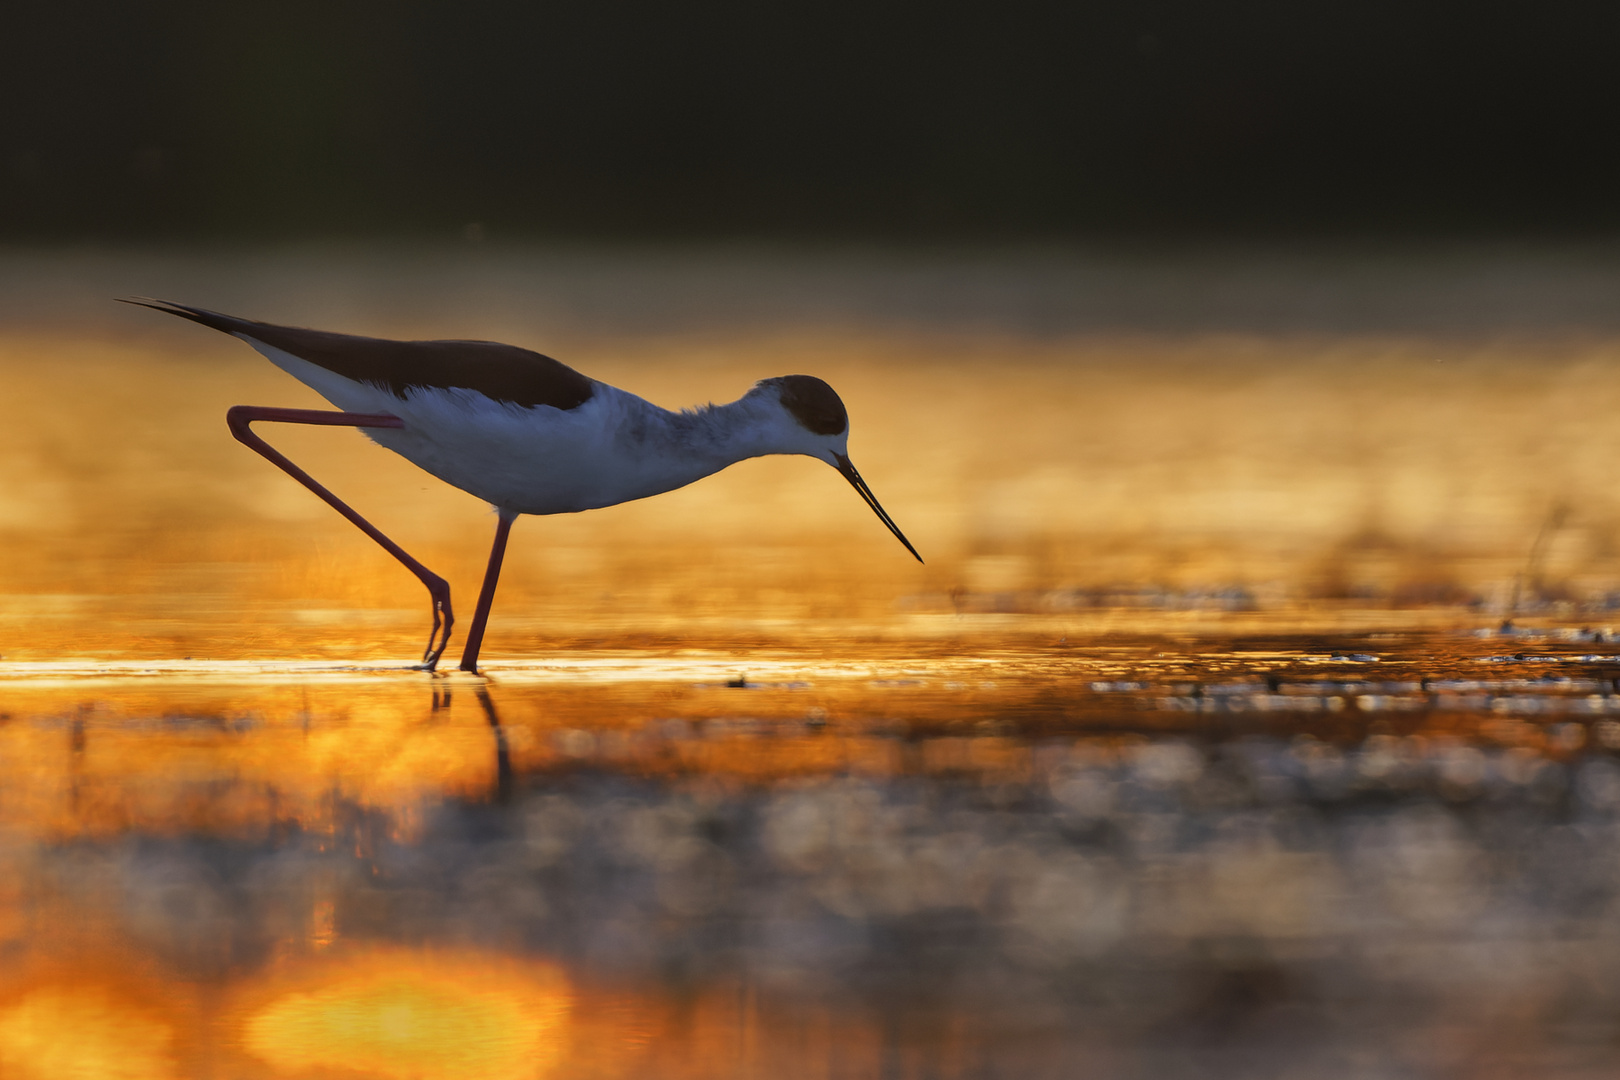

{"left": 750, "top": 375, "right": 922, "bottom": 563}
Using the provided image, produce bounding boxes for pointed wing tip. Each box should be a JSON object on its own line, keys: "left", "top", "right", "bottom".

{"left": 116, "top": 296, "right": 200, "bottom": 319}
{"left": 115, "top": 298, "right": 244, "bottom": 334}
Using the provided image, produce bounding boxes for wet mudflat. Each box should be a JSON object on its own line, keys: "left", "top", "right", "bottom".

{"left": 7, "top": 627, "right": 1620, "bottom": 1078}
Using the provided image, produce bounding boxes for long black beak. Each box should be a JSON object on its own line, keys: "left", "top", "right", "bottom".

{"left": 834, "top": 453, "right": 923, "bottom": 563}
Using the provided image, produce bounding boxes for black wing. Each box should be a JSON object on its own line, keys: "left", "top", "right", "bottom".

{"left": 120, "top": 297, "right": 595, "bottom": 411}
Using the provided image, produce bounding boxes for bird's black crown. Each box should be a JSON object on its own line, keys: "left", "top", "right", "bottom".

{"left": 762, "top": 375, "right": 848, "bottom": 436}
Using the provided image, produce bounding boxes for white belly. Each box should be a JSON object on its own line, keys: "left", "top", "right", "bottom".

{"left": 247, "top": 340, "right": 727, "bottom": 515}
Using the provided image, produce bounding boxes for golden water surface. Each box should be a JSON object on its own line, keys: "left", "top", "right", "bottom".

{"left": 6, "top": 249, "right": 1620, "bottom": 1077}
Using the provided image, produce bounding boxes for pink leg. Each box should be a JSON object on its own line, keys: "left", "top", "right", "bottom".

{"left": 226, "top": 405, "right": 455, "bottom": 670}
{"left": 459, "top": 509, "right": 517, "bottom": 673}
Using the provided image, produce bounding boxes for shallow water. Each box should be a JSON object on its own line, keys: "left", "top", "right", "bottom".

{"left": 11, "top": 248, "right": 1620, "bottom": 1076}
{"left": 9, "top": 631, "right": 1620, "bottom": 1078}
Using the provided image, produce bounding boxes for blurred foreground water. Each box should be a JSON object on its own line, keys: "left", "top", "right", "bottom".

{"left": 11, "top": 638, "right": 1620, "bottom": 1078}
{"left": 10, "top": 247, "right": 1620, "bottom": 1076}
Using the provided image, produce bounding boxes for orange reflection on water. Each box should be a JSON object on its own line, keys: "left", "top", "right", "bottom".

{"left": 238, "top": 949, "right": 571, "bottom": 1080}
{"left": 0, "top": 681, "right": 501, "bottom": 841}
{"left": 0, "top": 985, "right": 177, "bottom": 1080}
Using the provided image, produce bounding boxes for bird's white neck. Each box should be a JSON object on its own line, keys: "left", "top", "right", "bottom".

{"left": 545, "top": 386, "right": 828, "bottom": 514}
{"left": 647, "top": 391, "right": 806, "bottom": 470}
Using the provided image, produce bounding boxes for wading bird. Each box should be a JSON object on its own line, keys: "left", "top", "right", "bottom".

{"left": 122, "top": 299, "right": 921, "bottom": 672}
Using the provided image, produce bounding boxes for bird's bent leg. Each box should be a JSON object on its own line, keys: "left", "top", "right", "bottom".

{"left": 226, "top": 405, "right": 455, "bottom": 670}
{"left": 458, "top": 509, "right": 517, "bottom": 673}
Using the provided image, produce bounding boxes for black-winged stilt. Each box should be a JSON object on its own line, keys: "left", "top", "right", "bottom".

{"left": 121, "top": 299, "right": 921, "bottom": 673}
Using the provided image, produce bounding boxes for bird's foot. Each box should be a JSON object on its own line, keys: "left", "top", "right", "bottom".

{"left": 419, "top": 592, "right": 455, "bottom": 671}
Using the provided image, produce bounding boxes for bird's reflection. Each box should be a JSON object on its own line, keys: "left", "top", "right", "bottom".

{"left": 475, "top": 686, "right": 514, "bottom": 805}
{"left": 427, "top": 681, "right": 513, "bottom": 804}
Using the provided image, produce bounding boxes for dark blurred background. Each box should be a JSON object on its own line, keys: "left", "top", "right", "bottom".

{"left": 5, "top": 0, "right": 1619, "bottom": 243}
